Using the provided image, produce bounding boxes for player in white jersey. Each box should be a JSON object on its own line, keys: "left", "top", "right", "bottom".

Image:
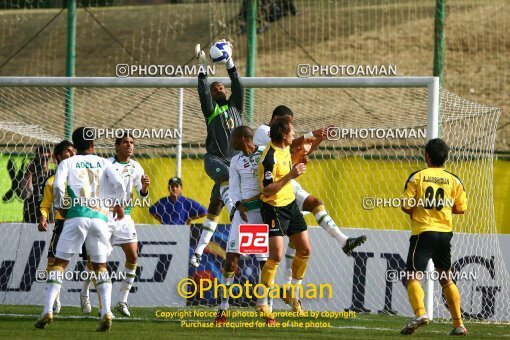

{"left": 214, "top": 126, "right": 266, "bottom": 325}
{"left": 253, "top": 106, "right": 367, "bottom": 284}
{"left": 35, "top": 127, "right": 126, "bottom": 332}
{"left": 108, "top": 133, "right": 149, "bottom": 316}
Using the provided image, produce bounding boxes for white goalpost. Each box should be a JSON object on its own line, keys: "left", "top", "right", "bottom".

{"left": 0, "top": 76, "right": 507, "bottom": 323}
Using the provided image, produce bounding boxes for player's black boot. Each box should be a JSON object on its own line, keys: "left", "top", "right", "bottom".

{"left": 342, "top": 235, "right": 367, "bottom": 256}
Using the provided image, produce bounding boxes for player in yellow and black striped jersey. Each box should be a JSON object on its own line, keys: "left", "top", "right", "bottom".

{"left": 37, "top": 140, "right": 75, "bottom": 314}
{"left": 400, "top": 138, "right": 468, "bottom": 336}
{"left": 256, "top": 117, "right": 313, "bottom": 322}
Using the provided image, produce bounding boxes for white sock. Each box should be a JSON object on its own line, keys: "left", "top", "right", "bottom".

{"left": 195, "top": 218, "right": 218, "bottom": 255}
{"left": 220, "top": 275, "right": 234, "bottom": 310}
{"left": 96, "top": 270, "right": 112, "bottom": 317}
{"left": 268, "top": 282, "right": 275, "bottom": 308}
{"left": 119, "top": 264, "right": 136, "bottom": 303}
{"left": 43, "top": 270, "right": 62, "bottom": 315}
{"left": 256, "top": 284, "right": 268, "bottom": 306}
{"left": 81, "top": 269, "right": 92, "bottom": 297}
{"left": 315, "top": 209, "right": 348, "bottom": 246}
{"left": 220, "top": 183, "right": 234, "bottom": 213}
{"left": 290, "top": 278, "right": 303, "bottom": 299}
{"left": 284, "top": 247, "right": 295, "bottom": 285}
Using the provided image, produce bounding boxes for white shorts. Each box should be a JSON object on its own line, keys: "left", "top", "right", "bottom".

{"left": 56, "top": 217, "right": 112, "bottom": 263}
{"left": 227, "top": 208, "right": 268, "bottom": 261}
{"left": 291, "top": 180, "right": 310, "bottom": 211}
{"left": 109, "top": 214, "right": 137, "bottom": 246}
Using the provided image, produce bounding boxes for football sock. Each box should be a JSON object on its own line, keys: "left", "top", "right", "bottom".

{"left": 43, "top": 266, "right": 64, "bottom": 315}
{"left": 220, "top": 181, "right": 234, "bottom": 213}
{"left": 220, "top": 270, "right": 235, "bottom": 310}
{"left": 195, "top": 214, "right": 219, "bottom": 255}
{"left": 284, "top": 243, "right": 296, "bottom": 285}
{"left": 407, "top": 280, "right": 426, "bottom": 317}
{"left": 119, "top": 262, "right": 137, "bottom": 303}
{"left": 442, "top": 281, "right": 463, "bottom": 327}
{"left": 313, "top": 205, "right": 348, "bottom": 247}
{"left": 95, "top": 267, "right": 112, "bottom": 317}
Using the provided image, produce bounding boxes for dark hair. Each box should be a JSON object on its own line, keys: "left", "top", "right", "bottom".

{"left": 269, "top": 117, "right": 293, "bottom": 143}
{"left": 232, "top": 126, "right": 254, "bottom": 140}
{"left": 271, "top": 105, "right": 294, "bottom": 120}
{"left": 72, "top": 127, "right": 94, "bottom": 151}
{"left": 54, "top": 140, "right": 74, "bottom": 157}
{"left": 115, "top": 130, "right": 134, "bottom": 145}
{"left": 425, "top": 138, "right": 449, "bottom": 166}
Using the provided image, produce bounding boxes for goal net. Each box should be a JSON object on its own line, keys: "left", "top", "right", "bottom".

{"left": 0, "top": 77, "right": 508, "bottom": 322}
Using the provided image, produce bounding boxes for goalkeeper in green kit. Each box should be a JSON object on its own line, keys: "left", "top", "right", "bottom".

{"left": 190, "top": 40, "right": 244, "bottom": 268}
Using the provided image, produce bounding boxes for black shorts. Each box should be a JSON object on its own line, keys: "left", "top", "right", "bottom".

{"left": 204, "top": 153, "right": 231, "bottom": 201}
{"left": 406, "top": 231, "right": 453, "bottom": 272}
{"left": 47, "top": 219, "right": 65, "bottom": 258}
{"left": 260, "top": 200, "right": 307, "bottom": 237}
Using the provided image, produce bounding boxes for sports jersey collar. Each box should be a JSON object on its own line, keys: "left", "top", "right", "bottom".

{"left": 269, "top": 141, "right": 288, "bottom": 151}
{"left": 114, "top": 156, "right": 130, "bottom": 165}
{"left": 244, "top": 145, "right": 260, "bottom": 157}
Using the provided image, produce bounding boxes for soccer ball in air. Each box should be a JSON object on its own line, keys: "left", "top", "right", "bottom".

{"left": 209, "top": 41, "right": 232, "bottom": 64}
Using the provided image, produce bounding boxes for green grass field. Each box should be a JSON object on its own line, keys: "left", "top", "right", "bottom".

{"left": 1, "top": 305, "right": 509, "bottom": 339}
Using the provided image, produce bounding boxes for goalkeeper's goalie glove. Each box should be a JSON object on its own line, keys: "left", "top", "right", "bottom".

{"left": 219, "top": 39, "right": 235, "bottom": 70}
{"left": 195, "top": 44, "right": 207, "bottom": 65}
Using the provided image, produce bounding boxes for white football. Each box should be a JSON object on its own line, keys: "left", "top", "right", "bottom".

{"left": 209, "top": 41, "right": 232, "bottom": 64}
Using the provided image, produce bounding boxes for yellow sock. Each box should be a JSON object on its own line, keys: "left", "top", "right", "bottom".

{"left": 442, "top": 282, "right": 463, "bottom": 327}
{"left": 407, "top": 280, "right": 426, "bottom": 317}
{"left": 46, "top": 259, "right": 55, "bottom": 273}
{"left": 260, "top": 259, "right": 279, "bottom": 287}
{"left": 86, "top": 258, "right": 94, "bottom": 271}
{"left": 291, "top": 253, "right": 310, "bottom": 280}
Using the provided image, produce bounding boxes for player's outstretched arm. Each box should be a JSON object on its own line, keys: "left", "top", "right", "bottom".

{"left": 291, "top": 137, "right": 314, "bottom": 165}
{"left": 224, "top": 41, "right": 244, "bottom": 113}
{"left": 196, "top": 44, "right": 215, "bottom": 117}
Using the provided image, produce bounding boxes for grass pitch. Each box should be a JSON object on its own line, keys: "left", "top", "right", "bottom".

{"left": 1, "top": 305, "right": 509, "bottom": 339}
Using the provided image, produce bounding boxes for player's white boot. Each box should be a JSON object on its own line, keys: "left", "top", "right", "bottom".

{"left": 34, "top": 312, "right": 53, "bottom": 329}
{"left": 80, "top": 294, "right": 92, "bottom": 314}
{"left": 190, "top": 253, "right": 202, "bottom": 268}
{"left": 449, "top": 325, "right": 468, "bottom": 336}
{"left": 400, "top": 313, "right": 429, "bottom": 335}
{"left": 115, "top": 301, "right": 131, "bottom": 317}
{"left": 52, "top": 292, "right": 61, "bottom": 314}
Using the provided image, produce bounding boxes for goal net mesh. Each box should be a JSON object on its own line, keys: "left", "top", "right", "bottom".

{"left": 0, "top": 83, "right": 507, "bottom": 322}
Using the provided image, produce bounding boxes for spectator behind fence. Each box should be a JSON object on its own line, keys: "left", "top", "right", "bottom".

{"left": 20, "top": 144, "right": 54, "bottom": 223}
{"left": 149, "top": 177, "right": 207, "bottom": 225}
